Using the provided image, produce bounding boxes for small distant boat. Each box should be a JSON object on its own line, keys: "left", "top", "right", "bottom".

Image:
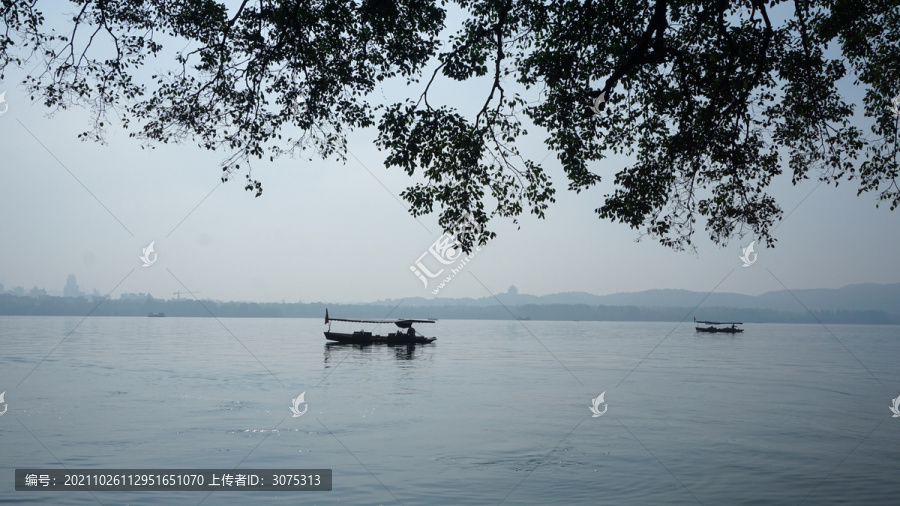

{"left": 324, "top": 309, "right": 436, "bottom": 345}
{"left": 695, "top": 319, "right": 743, "bottom": 333}
{"left": 148, "top": 312, "right": 165, "bottom": 317}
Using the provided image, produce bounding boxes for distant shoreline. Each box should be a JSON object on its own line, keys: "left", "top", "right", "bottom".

{"left": 1, "top": 294, "right": 896, "bottom": 325}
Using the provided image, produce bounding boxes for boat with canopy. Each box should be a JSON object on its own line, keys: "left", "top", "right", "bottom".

{"left": 324, "top": 309, "right": 436, "bottom": 345}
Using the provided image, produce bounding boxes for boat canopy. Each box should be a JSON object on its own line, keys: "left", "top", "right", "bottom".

{"left": 325, "top": 309, "right": 435, "bottom": 328}
{"left": 695, "top": 320, "right": 743, "bottom": 325}
{"left": 328, "top": 318, "right": 434, "bottom": 328}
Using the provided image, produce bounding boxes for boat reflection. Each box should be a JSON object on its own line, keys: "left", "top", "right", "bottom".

{"left": 323, "top": 341, "right": 427, "bottom": 366}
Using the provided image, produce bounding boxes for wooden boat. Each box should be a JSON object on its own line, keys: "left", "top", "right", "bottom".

{"left": 695, "top": 319, "right": 743, "bottom": 333}
{"left": 324, "top": 309, "right": 436, "bottom": 345}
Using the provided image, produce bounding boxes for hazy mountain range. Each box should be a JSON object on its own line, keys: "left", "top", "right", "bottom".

{"left": 376, "top": 283, "right": 900, "bottom": 314}
{"left": 1, "top": 283, "right": 897, "bottom": 323}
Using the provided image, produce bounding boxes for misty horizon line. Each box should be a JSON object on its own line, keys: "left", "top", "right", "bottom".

{"left": 1, "top": 279, "right": 898, "bottom": 306}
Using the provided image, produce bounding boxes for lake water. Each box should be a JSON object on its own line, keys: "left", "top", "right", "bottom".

{"left": 1, "top": 316, "right": 899, "bottom": 504}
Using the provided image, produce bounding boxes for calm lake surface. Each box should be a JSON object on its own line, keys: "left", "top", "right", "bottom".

{"left": 1, "top": 316, "right": 899, "bottom": 504}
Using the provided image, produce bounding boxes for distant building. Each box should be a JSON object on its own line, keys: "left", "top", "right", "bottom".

{"left": 63, "top": 275, "right": 83, "bottom": 297}
{"left": 29, "top": 286, "right": 47, "bottom": 297}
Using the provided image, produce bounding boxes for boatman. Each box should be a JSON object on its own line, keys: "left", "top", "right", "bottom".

{"left": 407, "top": 326, "right": 416, "bottom": 340}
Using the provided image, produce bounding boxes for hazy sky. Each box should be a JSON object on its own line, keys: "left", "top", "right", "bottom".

{"left": 1, "top": 5, "right": 899, "bottom": 305}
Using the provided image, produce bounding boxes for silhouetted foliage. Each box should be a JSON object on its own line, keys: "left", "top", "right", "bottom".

{"left": 2, "top": 1, "right": 898, "bottom": 249}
